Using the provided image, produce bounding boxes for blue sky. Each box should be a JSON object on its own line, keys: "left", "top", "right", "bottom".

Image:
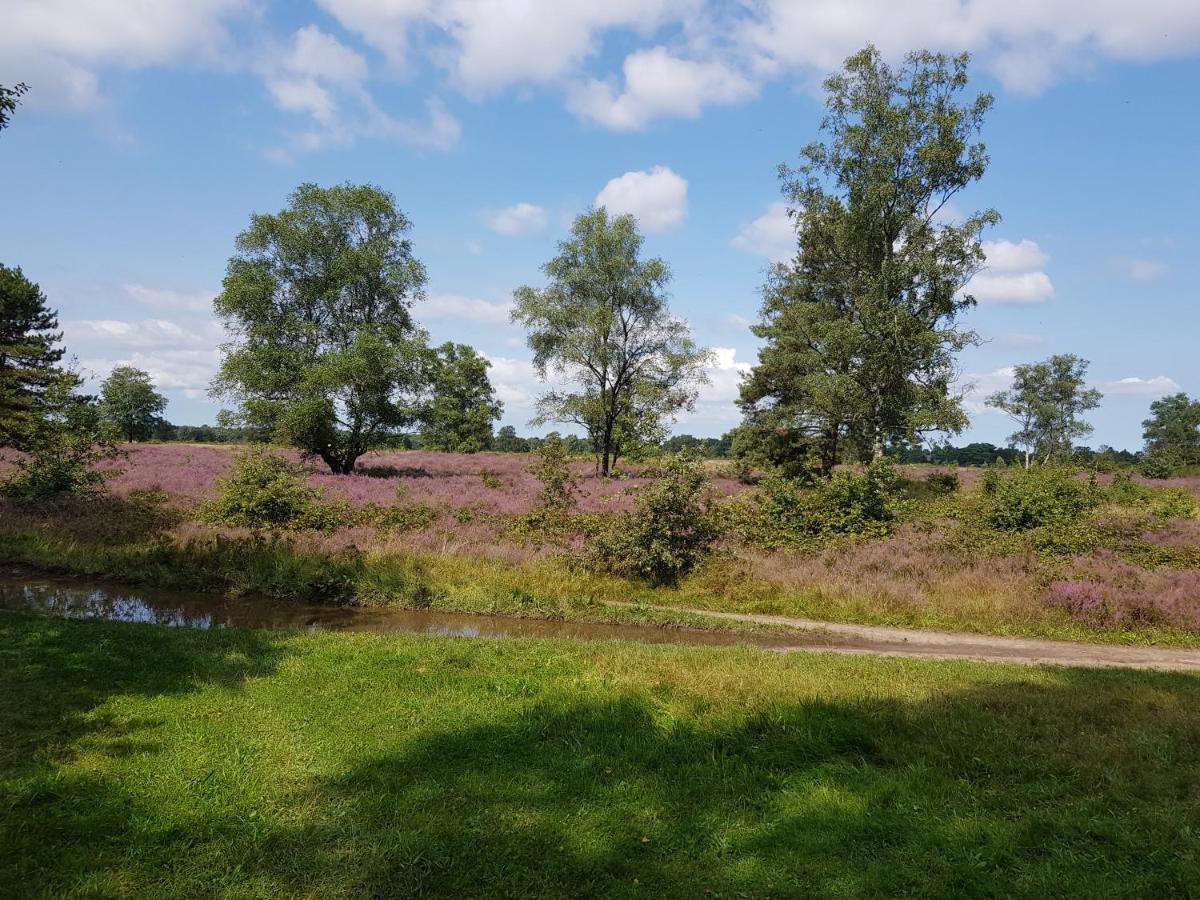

{"left": 1, "top": 1, "right": 1198, "bottom": 449}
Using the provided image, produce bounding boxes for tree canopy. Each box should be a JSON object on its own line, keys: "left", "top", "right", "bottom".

{"left": 420, "top": 342, "right": 502, "bottom": 453}
{"left": 739, "top": 46, "right": 997, "bottom": 475}
{"left": 986, "top": 354, "right": 1102, "bottom": 468}
{"left": 212, "top": 182, "right": 430, "bottom": 474}
{"left": 100, "top": 365, "right": 167, "bottom": 442}
{"left": 0, "top": 83, "right": 28, "bottom": 133}
{"left": 512, "top": 208, "right": 709, "bottom": 476}
{"left": 1142, "top": 393, "right": 1200, "bottom": 468}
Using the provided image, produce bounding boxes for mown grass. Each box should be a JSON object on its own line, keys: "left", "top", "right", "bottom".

{"left": 3, "top": 612, "right": 1200, "bottom": 897}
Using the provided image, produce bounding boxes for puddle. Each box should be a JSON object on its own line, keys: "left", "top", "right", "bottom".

{"left": 0, "top": 571, "right": 817, "bottom": 651}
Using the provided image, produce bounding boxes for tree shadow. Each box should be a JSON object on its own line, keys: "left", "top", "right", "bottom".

{"left": 0, "top": 492, "right": 184, "bottom": 545}
{"left": 354, "top": 465, "right": 432, "bottom": 479}
{"left": 4, "top": 618, "right": 1200, "bottom": 897}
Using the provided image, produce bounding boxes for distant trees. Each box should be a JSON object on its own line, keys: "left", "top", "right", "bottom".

{"left": 986, "top": 354, "right": 1102, "bottom": 468}
{"left": 512, "top": 208, "right": 709, "bottom": 476}
{"left": 0, "top": 264, "right": 67, "bottom": 449}
{"left": 420, "top": 343, "right": 502, "bottom": 453}
{"left": 1142, "top": 393, "right": 1200, "bottom": 469}
{"left": 212, "top": 183, "right": 431, "bottom": 474}
{"left": 739, "top": 47, "right": 998, "bottom": 476}
{"left": 99, "top": 365, "right": 167, "bottom": 442}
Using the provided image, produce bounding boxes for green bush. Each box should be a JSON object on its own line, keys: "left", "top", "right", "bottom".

{"left": 923, "top": 470, "right": 960, "bottom": 495}
{"left": 732, "top": 460, "right": 902, "bottom": 549}
{"left": 1139, "top": 456, "right": 1176, "bottom": 480}
{"left": 530, "top": 435, "right": 578, "bottom": 514}
{"left": 585, "top": 455, "right": 722, "bottom": 585}
{"left": 202, "top": 447, "right": 343, "bottom": 531}
{"left": 982, "top": 466, "right": 1099, "bottom": 532}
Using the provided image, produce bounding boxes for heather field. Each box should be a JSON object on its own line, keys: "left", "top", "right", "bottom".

{"left": 3, "top": 443, "right": 1200, "bottom": 646}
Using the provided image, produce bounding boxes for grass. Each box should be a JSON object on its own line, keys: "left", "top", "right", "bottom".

{"left": 3, "top": 611, "right": 1200, "bottom": 897}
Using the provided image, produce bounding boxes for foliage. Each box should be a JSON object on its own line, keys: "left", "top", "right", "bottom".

{"left": 980, "top": 466, "right": 1099, "bottom": 532}
{"left": 202, "top": 447, "right": 342, "bottom": 531}
{"left": 733, "top": 461, "right": 903, "bottom": 549}
{"left": 1, "top": 376, "right": 121, "bottom": 499}
{"left": 1139, "top": 455, "right": 1176, "bottom": 479}
{"left": 212, "top": 182, "right": 431, "bottom": 474}
{"left": 420, "top": 342, "right": 502, "bottom": 452}
{"left": 529, "top": 434, "right": 579, "bottom": 516}
{"left": 986, "top": 355, "right": 1102, "bottom": 468}
{"left": 585, "top": 454, "right": 722, "bottom": 584}
{"left": 1142, "top": 392, "right": 1200, "bottom": 469}
{"left": 0, "top": 264, "right": 66, "bottom": 449}
{"left": 512, "top": 208, "right": 709, "bottom": 476}
{"left": 923, "top": 470, "right": 960, "bottom": 494}
{"left": 0, "top": 82, "right": 28, "bottom": 132}
{"left": 740, "top": 47, "right": 996, "bottom": 475}
{"left": 99, "top": 365, "right": 167, "bottom": 442}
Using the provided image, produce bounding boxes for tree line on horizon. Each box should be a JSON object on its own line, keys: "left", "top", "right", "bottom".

{"left": 3, "top": 47, "right": 1199, "bottom": 494}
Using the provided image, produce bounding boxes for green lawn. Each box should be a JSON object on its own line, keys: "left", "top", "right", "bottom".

{"left": 3, "top": 612, "right": 1200, "bottom": 897}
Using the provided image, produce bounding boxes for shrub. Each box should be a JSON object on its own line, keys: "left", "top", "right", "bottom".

{"left": 202, "top": 447, "right": 342, "bottom": 531}
{"left": 983, "top": 466, "right": 1099, "bottom": 532}
{"left": 732, "top": 460, "right": 902, "bottom": 549}
{"left": 1139, "top": 456, "right": 1176, "bottom": 480}
{"left": 1, "top": 414, "right": 121, "bottom": 500}
{"left": 530, "top": 435, "right": 578, "bottom": 515}
{"left": 923, "top": 470, "right": 960, "bottom": 495}
{"left": 479, "top": 469, "right": 503, "bottom": 489}
{"left": 354, "top": 502, "right": 436, "bottom": 533}
{"left": 585, "top": 455, "right": 722, "bottom": 584}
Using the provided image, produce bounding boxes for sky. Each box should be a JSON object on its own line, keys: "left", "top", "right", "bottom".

{"left": 1, "top": 0, "right": 1198, "bottom": 450}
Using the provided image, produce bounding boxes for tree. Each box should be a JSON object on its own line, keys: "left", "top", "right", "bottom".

{"left": 212, "top": 182, "right": 430, "bottom": 474}
{"left": 739, "top": 47, "right": 997, "bottom": 476}
{"left": 0, "top": 83, "right": 28, "bottom": 133}
{"left": 99, "top": 365, "right": 168, "bottom": 442}
{"left": 512, "top": 208, "right": 709, "bottom": 476}
{"left": 1142, "top": 393, "right": 1200, "bottom": 467}
{"left": 493, "top": 425, "right": 529, "bottom": 453}
{"left": 420, "top": 342, "right": 502, "bottom": 453}
{"left": 986, "top": 354, "right": 1102, "bottom": 468}
{"left": 0, "top": 265, "right": 66, "bottom": 449}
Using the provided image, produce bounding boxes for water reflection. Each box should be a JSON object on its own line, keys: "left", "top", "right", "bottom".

{"left": 0, "top": 572, "right": 806, "bottom": 651}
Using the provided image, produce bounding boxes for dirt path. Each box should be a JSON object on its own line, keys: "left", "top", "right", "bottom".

{"left": 609, "top": 603, "right": 1200, "bottom": 672}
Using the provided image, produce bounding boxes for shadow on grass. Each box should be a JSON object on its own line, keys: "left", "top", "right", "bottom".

{"left": 0, "top": 492, "right": 183, "bottom": 546}
{"left": 3, "top": 615, "right": 1200, "bottom": 897}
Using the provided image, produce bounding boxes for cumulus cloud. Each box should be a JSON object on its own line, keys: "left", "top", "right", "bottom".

{"left": 1102, "top": 375, "right": 1182, "bottom": 396}
{"left": 484, "top": 202, "right": 548, "bottom": 236}
{"left": 731, "top": 201, "right": 794, "bottom": 263}
{"left": 79, "top": 350, "right": 221, "bottom": 399}
{"left": 124, "top": 283, "right": 214, "bottom": 314}
{"left": 423, "top": 293, "right": 513, "bottom": 324}
{"left": 966, "top": 239, "right": 1055, "bottom": 305}
{"left": 569, "top": 47, "right": 756, "bottom": 130}
{"left": 958, "top": 367, "right": 1016, "bottom": 415}
{"left": 673, "top": 346, "right": 751, "bottom": 431}
{"left": 595, "top": 166, "right": 688, "bottom": 232}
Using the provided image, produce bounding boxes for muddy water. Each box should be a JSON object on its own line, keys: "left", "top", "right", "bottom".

{"left": 0, "top": 571, "right": 812, "bottom": 651}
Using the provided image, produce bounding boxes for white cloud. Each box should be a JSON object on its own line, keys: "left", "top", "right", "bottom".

{"left": 484, "top": 202, "right": 548, "bottom": 236}
{"left": 1112, "top": 257, "right": 1168, "bottom": 282}
{"left": 123, "top": 283, "right": 214, "bottom": 314}
{"left": 0, "top": 0, "right": 246, "bottom": 110}
{"left": 595, "top": 166, "right": 688, "bottom": 232}
{"left": 959, "top": 367, "right": 1016, "bottom": 415}
{"left": 1102, "top": 375, "right": 1182, "bottom": 396}
{"left": 261, "top": 27, "right": 460, "bottom": 157}
{"left": 674, "top": 346, "right": 751, "bottom": 431}
{"left": 731, "top": 201, "right": 794, "bottom": 263}
{"left": 423, "top": 293, "right": 512, "bottom": 324}
{"left": 966, "top": 239, "right": 1055, "bottom": 305}
{"left": 80, "top": 350, "right": 221, "bottom": 399}
{"left": 569, "top": 47, "right": 756, "bottom": 129}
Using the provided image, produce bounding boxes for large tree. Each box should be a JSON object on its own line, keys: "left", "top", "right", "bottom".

{"left": 1142, "top": 392, "right": 1200, "bottom": 467}
{"left": 512, "top": 208, "right": 709, "bottom": 476}
{"left": 0, "top": 264, "right": 66, "bottom": 448}
{"left": 99, "top": 365, "right": 167, "bottom": 442}
{"left": 739, "top": 47, "right": 997, "bottom": 475}
{"left": 986, "top": 354, "right": 1102, "bottom": 468}
{"left": 212, "top": 183, "right": 429, "bottom": 474}
{"left": 420, "top": 342, "right": 502, "bottom": 453}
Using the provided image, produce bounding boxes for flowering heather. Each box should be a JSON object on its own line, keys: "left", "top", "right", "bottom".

{"left": 1045, "top": 552, "right": 1200, "bottom": 631}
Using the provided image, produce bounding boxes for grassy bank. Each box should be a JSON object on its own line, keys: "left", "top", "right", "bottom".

{"left": 3, "top": 612, "right": 1200, "bottom": 896}
{"left": 3, "top": 499, "right": 1200, "bottom": 648}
